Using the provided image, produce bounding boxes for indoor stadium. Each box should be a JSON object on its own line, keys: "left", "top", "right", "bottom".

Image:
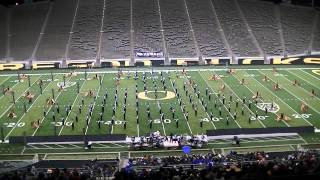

{"left": 0, "top": 0, "right": 319, "bottom": 179}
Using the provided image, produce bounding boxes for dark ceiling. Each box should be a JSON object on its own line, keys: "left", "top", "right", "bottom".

{"left": 0, "top": 0, "right": 319, "bottom": 8}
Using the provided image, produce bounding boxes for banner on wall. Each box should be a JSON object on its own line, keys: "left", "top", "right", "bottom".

{"left": 32, "top": 62, "right": 60, "bottom": 69}
{"left": 270, "top": 57, "right": 320, "bottom": 64}
{"left": 205, "top": 58, "right": 231, "bottom": 65}
{"left": 0, "top": 63, "right": 25, "bottom": 70}
{"left": 0, "top": 56, "right": 319, "bottom": 71}
{"left": 135, "top": 51, "right": 164, "bottom": 58}
{"left": 238, "top": 58, "right": 264, "bottom": 65}
{"left": 67, "top": 62, "right": 94, "bottom": 68}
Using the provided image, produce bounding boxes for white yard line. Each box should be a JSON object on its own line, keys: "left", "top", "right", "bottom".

{"left": 297, "top": 134, "right": 308, "bottom": 144}
{"left": 41, "top": 144, "right": 53, "bottom": 149}
{"left": 221, "top": 148, "right": 225, "bottom": 155}
{"left": 0, "top": 76, "right": 41, "bottom": 119}
{"left": 110, "top": 143, "right": 124, "bottom": 147}
{"left": 55, "top": 144, "right": 66, "bottom": 148}
{"left": 182, "top": 74, "right": 218, "bottom": 130}
{"left": 247, "top": 71, "right": 294, "bottom": 127}
{"left": 58, "top": 77, "right": 87, "bottom": 135}
{"left": 0, "top": 76, "right": 11, "bottom": 87}
{"left": 278, "top": 72, "right": 320, "bottom": 114}
{"left": 299, "top": 69, "right": 320, "bottom": 81}
{"left": 0, "top": 78, "right": 20, "bottom": 100}
{"left": 85, "top": 74, "right": 105, "bottom": 135}
{"left": 198, "top": 72, "right": 242, "bottom": 128}
{"left": 289, "top": 145, "right": 296, "bottom": 151}
{"left": 133, "top": 83, "right": 140, "bottom": 137}
{"left": 280, "top": 72, "right": 320, "bottom": 104}
{"left": 287, "top": 70, "right": 320, "bottom": 91}
{"left": 32, "top": 76, "right": 73, "bottom": 136}
{"left": 27, "top": 144, "right": 39, "bottom": 149}
{"left": 70, "top": 144, "right": 81, "bottom": 148}
{"left": 259, "top": 70, "right": 316, "bottom": 126}
{"left": 96, "top": 143, "right": 110, "bottom": 148}
{"left": 4, "top": 76, "right": 44, "bottom": 140}
{"left": 136, "top": 124, "right": 139, "bottom": 137}
{"left": 219, "top": 71, "right": 266, "bottom": 128}
{"left": 156, "top": 101, "right": 166, "bottom": 136}
{"left": 169, "top": 79, "right": 194, "bottom": 133}
{"left": 20, "top": 146, "right": 26, "bottom": 154}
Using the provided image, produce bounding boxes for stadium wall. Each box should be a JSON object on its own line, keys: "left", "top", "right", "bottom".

{"left": 206, "top": 126, "right": 314, "bottom": 136}
{"left": 9, "top": 134, "right": 126, "bottom": 144}
{"left": 0, "top": 56, "right": 319, "bottom": 71}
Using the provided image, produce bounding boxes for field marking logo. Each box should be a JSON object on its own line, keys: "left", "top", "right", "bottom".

{"left": 138, "top": 91, "right": 176, "bottom": 101}
{"left": 256, "top": 102, "right": 280, "bottom": 113}
{"left": 312, "top": 70, "right": 320, "bottom": 76}
{"left": 57, "top": 82, "right": 76, "bottom": 89}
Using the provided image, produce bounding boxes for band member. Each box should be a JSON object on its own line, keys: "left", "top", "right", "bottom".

{"left": 226, "top": 116, "right": 229, "bottom": 126}
{"left": 273, "top": 83, "right": 280, "bottom": 90}
{"left": 301, "top": 101, "right": 308, "bottom": 113}
{"left": 241, "top": 106, "right": 245, "bottom": 116}
{"left": 240, "top": 78, "right": 245, "bottom": 85}
{"left": 311, "top": 89, "right": 316, "bottom": 97}
{"left": 262, "top": 75, "right": 268, "bottom": 82}
{"left": 52, "top": 112, "right": 56, "bottom": 121}
{"left": 272, "top": 66, "right": 277, "bottom": 74}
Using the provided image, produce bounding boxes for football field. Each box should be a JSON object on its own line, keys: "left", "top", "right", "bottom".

{"left": 0, "top": 66, "right": 319, "bottom": 157}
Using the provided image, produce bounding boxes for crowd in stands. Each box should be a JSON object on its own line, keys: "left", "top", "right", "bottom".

{"left": 0, "top": 160, "right": 116, "bottom": 180}
{"left": 116, "top": 150, "right": 320, "bottom": 180}
{"left": 0, "top": 150, "right": 319, "bottom": 180}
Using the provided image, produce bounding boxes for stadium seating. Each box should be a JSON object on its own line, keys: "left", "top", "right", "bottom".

{"left": 35, "top": 0, "right": 77, "bottom": 61}
{"left": 1, "top": 150, "right": 319, "bottom": 179}
{"left": 120, "top": 150, "right": 320, "bottom": 179}
{"left": 100, "top": 0, "right": 131, "bottom": 59}
{"left": 0, "top": 0, "right": 319, "bottom": 61}
{"left": 280, "top": 5, "right": 315, "bottom": 55}
{"left": 159, "top": 0, "right": 197, "bottom": 58}
{"left": 311, "top": 12, "right": 320, "bottom": 52}
{"left": 68, "top": 0, "right": 103, "bottom": 60}
{"left": 132, "top": 0, "right": 164, "bottom": 58}
{"left": 10, "top": 2, "right": 49, "bottom": 61}
{"left": 0, "top": 6, "right": 7, "bottom": 60}
{"left": 186, "top": 0, "right": 229, "bottom": 57}
{"left": 212, "top": 0, "right": 260, "bottom": 57}
{"left": 239, "top": 0, "right": 284, "bottom": 56}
